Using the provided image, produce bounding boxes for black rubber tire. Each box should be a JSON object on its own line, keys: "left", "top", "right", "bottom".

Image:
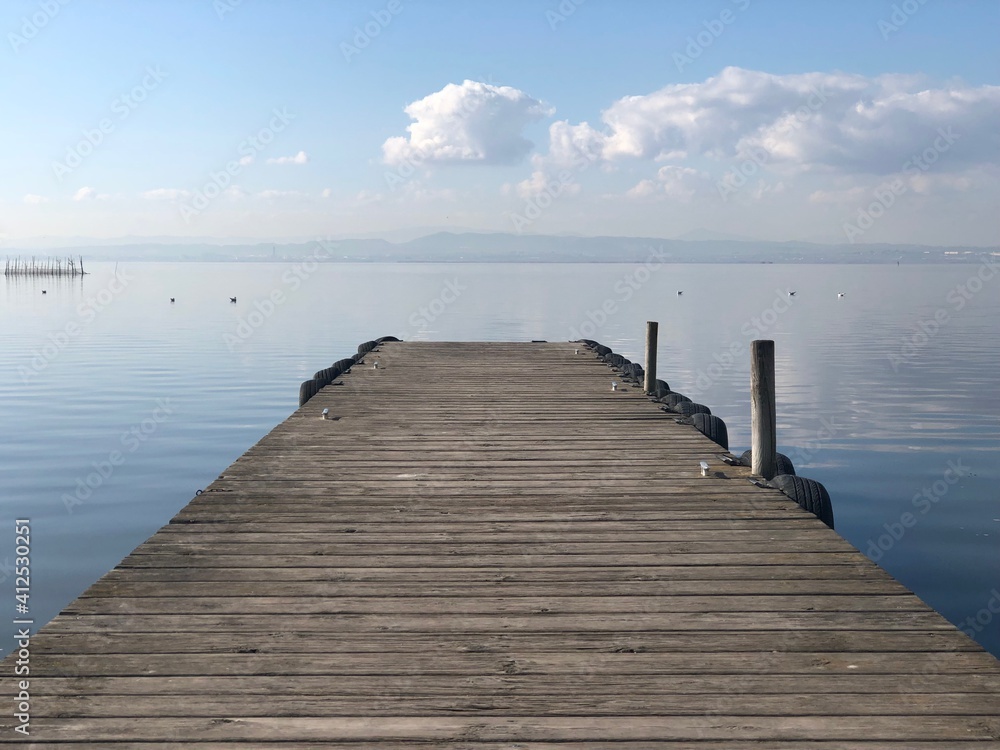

{"left": 662, "top": 392, "right": 691, "bottom": 407}
{"left": 334, "top": 358, "right": 354, "bottom": 372}
{"left": 739, "top": 450, "right": 796, "bottom": 476}
{"left": 595, "top": 345, "right": 611, "bottom": 356}
{"left": 357, "top": 340, "right": 377, "bottom": 355}
{"left": 692, "top": 414, "right": 729, "bottom": 450}
{"left": 770, "top": 474, "right": 834, "bottom": 529}
{"left": 298, "top": 379, "right": 318, "bottom": 407}
{"left": 609, "top": 354, "right": 626, "bottom": 367}
{"left": 674, "top": 401, "right": 711, "bottom": 417}
{"left": 649, "top": 381, "right": 670, "bottom": 398}
{"left": 376, "top": 335, "right": 400, "bottom": 342}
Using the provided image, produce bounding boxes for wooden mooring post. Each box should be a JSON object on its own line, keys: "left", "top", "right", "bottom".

{"left": 750, "top": 339, "right": 777, "bottom": 479}
{"left": 643, "top": 320, "right": 658, "bottom": 394}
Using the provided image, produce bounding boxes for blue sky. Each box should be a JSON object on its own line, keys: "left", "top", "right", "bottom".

{"left": 3, "top": 0, "right": 998, "bottom": 246}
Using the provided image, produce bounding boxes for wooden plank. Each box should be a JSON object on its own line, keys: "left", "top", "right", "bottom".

{"left": 28, "top": 692, "right": 1000, "bottom": 717}
{"left": 0, "top": 715, "right": 997, "bottom": 742}
{"left": 32, "top": 629, "right": 981, "bottom": 656}
{"left": 26, "top": 672, "right": 1000, "bottom": 696}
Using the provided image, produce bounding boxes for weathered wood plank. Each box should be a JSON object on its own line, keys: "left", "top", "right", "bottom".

{"left": 26, "top": 672, "right": 1000, "bottom": 696}
{"left": 32, "top": 629, "right": 981, "bottom": 656}
{"left": 30, "top": 691, "right": 1000, "bottom": 717}
{"left": 0, "top": 715, "right": 997, "bottom": 742}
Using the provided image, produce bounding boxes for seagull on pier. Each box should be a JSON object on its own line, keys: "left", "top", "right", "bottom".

{"left": 230, "top": 297, "right": 237, "bottom": 303}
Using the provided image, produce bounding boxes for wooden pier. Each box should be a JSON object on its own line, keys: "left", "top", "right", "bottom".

{"left": 4, "top": 341, "right": 1000, "bottom": 747}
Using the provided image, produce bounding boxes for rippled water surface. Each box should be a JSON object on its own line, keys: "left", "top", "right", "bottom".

{"left": 2, "top": 261, "right": 998, "bottom": 657}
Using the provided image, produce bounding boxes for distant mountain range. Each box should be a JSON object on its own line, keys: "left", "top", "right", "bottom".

{"left": 3, "top": 232, "right": 996, "bottom": 264}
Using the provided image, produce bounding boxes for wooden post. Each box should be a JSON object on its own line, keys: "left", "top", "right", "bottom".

{"left": 750, "top": 340, "right": 777, "bottom": 480}
{"left": 643, "top": 321, "right": 658, "bottom": 394}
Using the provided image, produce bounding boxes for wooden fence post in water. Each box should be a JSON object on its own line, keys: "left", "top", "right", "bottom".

{"left": 644, "top": 321, "right": 658, "bottom": 394}
{"left": 750, "top": 339, "right": 777, "bottom": 480}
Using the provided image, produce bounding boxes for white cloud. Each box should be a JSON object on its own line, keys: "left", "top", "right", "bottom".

{"left": 625, "top": 166, "right": 705, "bottom": 201}
{"left": 71, "top": 186, "right": 109, "bottom": 201}
{"left": 536, "top": 67, "right": 1000, "bottom": 185}
{"left": 382, "top": 80, "right": 553, "bottom": 166}
{"left": 23, "top": 194, "right": 48, "bottom": 204}
{"left": 544, "top": 120, "right": 606, "bottom": 168}
{"left": 256, "top": 189, "right": 307, "bottom": 200}
{"left": 355, "top": 189, "right": 382, "bottom": 204}
{"left": 141, "top": 188, "right": 190, "bottom": 201}
{"left": 514, "top": 166, "right": 581, "bottom": 199}
{"left": 321, "top": 188, "right": 333, "bottom": 199}
{"left": 267, "top": 150, "right": 308, "bottom": 165}
{"left": 626, "top": 179, "right": 659, "bottom": 199}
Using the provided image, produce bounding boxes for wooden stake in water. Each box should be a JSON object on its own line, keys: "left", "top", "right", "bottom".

{"left": 751, "top": 339, "right": 777, "bottom": 480}
{"left": 644, "top": 321, "right": 658, "bottom": 394}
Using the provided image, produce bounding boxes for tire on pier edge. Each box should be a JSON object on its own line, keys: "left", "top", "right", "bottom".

{"left": 770, "top": 474, "right": 835, "bottom": 529}
{"left": 298, "top": 379, "right": 319, "bottom": 407}
{"left": 674, "top": 401, "right": 712, "bottom": 417}
{"left": 663, "top": 392, "right": 692, "bottom": 408}
{"left": 650, "top": 380, "right": 671, "bottom": 398}
{"left": 692, "top": 414, "right": 729, "bottom": 450}
{"left": 739, "top": 449, "right": 796, "bottom": 476}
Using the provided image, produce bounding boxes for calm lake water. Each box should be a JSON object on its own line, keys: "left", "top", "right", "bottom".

{"left": 2, "top": 260, "right": 998, "bottom": 658}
